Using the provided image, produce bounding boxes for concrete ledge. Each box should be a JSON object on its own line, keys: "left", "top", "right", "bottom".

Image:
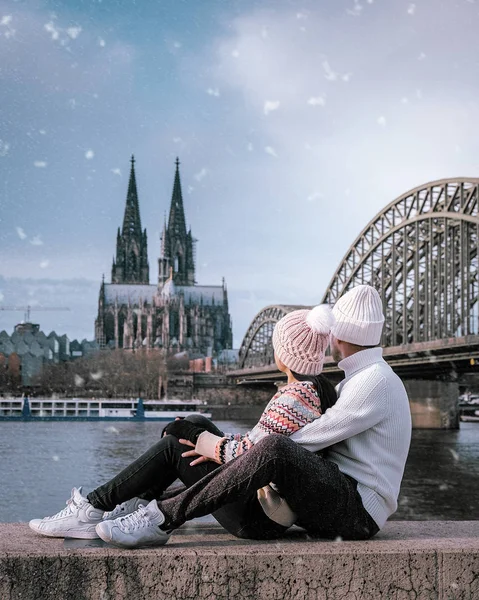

{"left": 1, "top": 521, "right": 479, "bottom": 599}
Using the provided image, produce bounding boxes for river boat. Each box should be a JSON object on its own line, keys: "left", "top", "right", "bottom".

{"left": 0, "top": 397, "right": 211, "bottom": 421}
{"left": 459, "top": 402, "right": 479, "bottom": 423}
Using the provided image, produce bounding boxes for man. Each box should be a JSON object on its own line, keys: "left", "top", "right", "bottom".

{"left": 30, "top": 285, "right": 411, "bottom": 548}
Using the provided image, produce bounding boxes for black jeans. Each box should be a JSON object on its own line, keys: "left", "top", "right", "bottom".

{"left": 87, "top": 416, "right": 379, "bottom": 541}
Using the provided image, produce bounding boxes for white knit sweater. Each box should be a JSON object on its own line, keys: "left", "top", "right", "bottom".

{"left": 290, "top": 347, "right": 412, "bottom": 528}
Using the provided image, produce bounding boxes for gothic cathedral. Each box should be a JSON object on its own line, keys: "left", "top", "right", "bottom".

{"left": 95, "top": 157, "right": 233, "bottom": 356}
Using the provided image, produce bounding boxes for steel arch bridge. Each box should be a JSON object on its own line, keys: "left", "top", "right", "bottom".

{"left": 238, "top": 178, "right": 479, "bottom": 369}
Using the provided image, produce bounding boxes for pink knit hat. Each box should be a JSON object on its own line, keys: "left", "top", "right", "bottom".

{"left": 272, "top": 305, "right": 335, "bottom": 375}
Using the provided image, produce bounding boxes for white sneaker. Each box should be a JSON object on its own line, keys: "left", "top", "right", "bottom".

{"left": 29, "top": 487, "right": 104, "bottom": 539}
{"left": 102, "top": 497, "right": 147, "bottom": 521}
{"left": 95, "top": 499, "right": 172, "bottom": 548}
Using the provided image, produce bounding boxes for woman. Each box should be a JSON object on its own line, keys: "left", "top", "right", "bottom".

{"left": 29, "top": 305, "right": 339, "bottom": 547}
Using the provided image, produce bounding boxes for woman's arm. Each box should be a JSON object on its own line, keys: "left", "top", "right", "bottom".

{"left": 289, "top": 376, "right": 388, "bottom": 451}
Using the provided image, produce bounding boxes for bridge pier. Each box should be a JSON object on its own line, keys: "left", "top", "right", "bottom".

{"left": 404, "top": 379, "right": 459, "bottom": 429}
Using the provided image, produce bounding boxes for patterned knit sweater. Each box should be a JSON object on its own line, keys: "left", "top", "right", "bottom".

{"left": 200, "top": 381, "right": 322, "bottom": 464}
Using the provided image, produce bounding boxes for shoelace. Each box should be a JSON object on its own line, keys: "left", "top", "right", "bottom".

{"left": 44, "top": 496, "right": 79, "bottom": 520}
{"left": 118, "top": 505, "right": 150, "bottom": 533}
{"left": 104, "top": 503, "right": 127, "bottom": 520}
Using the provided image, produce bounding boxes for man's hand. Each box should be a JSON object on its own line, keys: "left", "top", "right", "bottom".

{"left": 179, "top": 439, "right": 221, "bottom": 466}
{"left": 163, "top": 419, "right": 205, "bottom": 443}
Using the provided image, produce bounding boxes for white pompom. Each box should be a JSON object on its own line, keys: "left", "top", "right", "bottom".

{"left": 305, "top": 304, "right": 335, "bottom": 334}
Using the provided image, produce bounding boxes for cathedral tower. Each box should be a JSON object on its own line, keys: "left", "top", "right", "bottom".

{"left": 158, "top": 158, "right": 196, "bottom": 287}
{"left": 112, "top": 156, "right": 149, "bottom": 284}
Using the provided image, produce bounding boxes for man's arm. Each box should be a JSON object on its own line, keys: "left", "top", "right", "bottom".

{"left": 290, "top": 375, "right": 388, "bottom": 451}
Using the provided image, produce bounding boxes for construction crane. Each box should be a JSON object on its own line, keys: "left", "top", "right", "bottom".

{"left": 0, "top": 305, "right": 70, "bottom": 323}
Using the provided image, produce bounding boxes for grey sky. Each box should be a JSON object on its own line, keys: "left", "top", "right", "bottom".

{"left": 1, "top": 0, "right": 479, "bottom": 346}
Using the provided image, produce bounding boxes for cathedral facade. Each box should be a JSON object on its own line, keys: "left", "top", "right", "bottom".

{"left": 95, "top": 157, "right": 233, "bottom": 356}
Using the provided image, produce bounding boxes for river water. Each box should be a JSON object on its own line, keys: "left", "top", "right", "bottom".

{"left": 1, "top": 419, "right": 478, "bottom": 523}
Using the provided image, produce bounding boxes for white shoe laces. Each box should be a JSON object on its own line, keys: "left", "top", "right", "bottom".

{"left": 104, "top": 502, "right": 127, "bottom": 520}
{"left": 43, "top": 495, "right": 79, "bottom": 520}
{"left": 117, "top": 505, "right": 151, "bottom": 533}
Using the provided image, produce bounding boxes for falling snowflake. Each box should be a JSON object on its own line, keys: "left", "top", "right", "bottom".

{"left": 74, "top": 374, "right": 85, "bottom": 387}
{"left": 194, "top": 168, "right": 207, "bottom": 182}
{"left": 30, "top": 236, "right": 43, "bottom": 246}
{"left": 40, "top": 259, "right": 50, "bottom": 268}
{"left": 342, "top": 73, "right": 352, "bottom": 82}
{"left": 401, "top": 97, "right": 409, "bottom": 104}
{"left": 377, "top": 116, "right": 387, "bottom": 127}
{"left": 90, "top": 370, "right": 103, "bottom": 381}
{"left": 261, "top": 27, "right": 268, "bottom": 39}
{"left": 439, "top": 483, "right": 448, "bottom": 491}
{"left": 449, "top": 449, "right": 460, "bottom": 461}
{"left": 307, "top": 96, "right": 326, "bottom": 107}
{"left": 0, "top": 140, "right": 10, "bottom": 157}
{"left": 104, "top": 425, "right": 119, "bottom": 434}
{"left": 418, "top": 52, "right": 426, "bottom": 60}
{"left": 231, "top": 49, "right": 240, "bottom": 58}
{"left": 1, "top": 14, "right": 14, "bottom": 38}
{"left": 111, "top": 168, "right": 121, "bottom": 176}
{"left": 265, "top": 146, "right": 278, "bottom": 157}
{"left": 16, "top": 227, "right": 27, "bottom": 240}
{"left": 347, "top": 0, "right": 363, "bottom": 17}
{"left": 44, "top": 21, "right": 59, "bottom": 40}
{"left": 207, "top": 88, "right": 220, "bottom": 97}
{"left": 187, "top": 185, "right": 194, "bottom": 194}
{"left": 85, "top": 149, "right": 94, "bottom": 160}
{"left": 247, "top": 142, "right": 254, "bottom": 151}
{"left": 173, "top": 41, "right": 182, "bottom": 49}
{"left": 172, "top": 137, "right": 182, "bottom": 143}
{"left": 69, "top": 99, "right": 76, "bottom": 109}
{"left": 296, "top": 12, "right": 308, "bottom": 19}
{"left": 264, "top": 100, "right": 280, "bottom": 115}
{"left": 307, "top": 192, "right": 323, "bottom": 202}
{"left": 39, "top": 129, "right": 47, "bottom": 135}
{"left": 407, "top": 3, "right": 416, "bottom": 15}
{"left": 66, "top": 26, "right": 81, "bottom": 39}
{"left": 98, "top": 37, "right": 106, "bottom": 47}
{"left": 322, "top": 60, "right": 338, "bottom": 82}
{"left": 34, "top": 161, "right": 47, "bottom": 168}
{"left": 52, "top": 455, "right": 60, "bottom": 462}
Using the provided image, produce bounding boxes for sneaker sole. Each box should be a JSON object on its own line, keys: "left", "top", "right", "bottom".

{"left": 29, "top": 522, "right": 100, "bottom": 539}
{"left": 95, "top": 523, "right": 170, "bottom": 548}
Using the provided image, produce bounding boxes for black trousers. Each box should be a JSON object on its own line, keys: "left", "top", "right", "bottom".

{"left": 87, "top": 416, "right": 379, "bottom": 540}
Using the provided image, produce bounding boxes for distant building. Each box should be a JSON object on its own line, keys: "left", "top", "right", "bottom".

{"left": 0, "top": 322, "right": 98, "bottom": 387}
{"left": 95, "top": 157, "right": 233, "bottom": 356}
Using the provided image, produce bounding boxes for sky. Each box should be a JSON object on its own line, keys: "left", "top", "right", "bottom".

{"left": 2, "top": 0, "right": 479, "bottom": 347}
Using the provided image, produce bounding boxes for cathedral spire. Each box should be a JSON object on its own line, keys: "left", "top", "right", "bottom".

{"left": 168, "top": 157, "right": 187, "bottom": 237}
{"left": 111, "top": 155, "right": 149, "bottom": 284}
{"left": 122, "top": 155, "right": 142, "bottom": 236}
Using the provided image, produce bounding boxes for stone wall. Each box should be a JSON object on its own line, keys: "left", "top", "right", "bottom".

{"left": 2, "top": 521, "right": 479, "bottom": 599}
{"left": 166, "top": 373, "right": 274, "bottom": 407}
{"left": 404, "top": 378, "right": 459, "bottom": 429}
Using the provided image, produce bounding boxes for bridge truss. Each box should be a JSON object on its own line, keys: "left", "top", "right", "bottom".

{"left": 323, "top": 178, "right": 479, "bottom": 347}
{"left": 239, "top": 178, "right": 479, "bottom": 369}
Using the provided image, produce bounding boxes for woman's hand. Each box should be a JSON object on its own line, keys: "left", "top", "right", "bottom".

{"left": 180, "top": 439, "right": 221, "bottom": 466}
{"left": 163, "top": 419, "right": 205, "bottom": 443}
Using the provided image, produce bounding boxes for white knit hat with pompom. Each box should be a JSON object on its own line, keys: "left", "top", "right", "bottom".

{"left": 272, "top": 305, "right": 335, "bottom": 375}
